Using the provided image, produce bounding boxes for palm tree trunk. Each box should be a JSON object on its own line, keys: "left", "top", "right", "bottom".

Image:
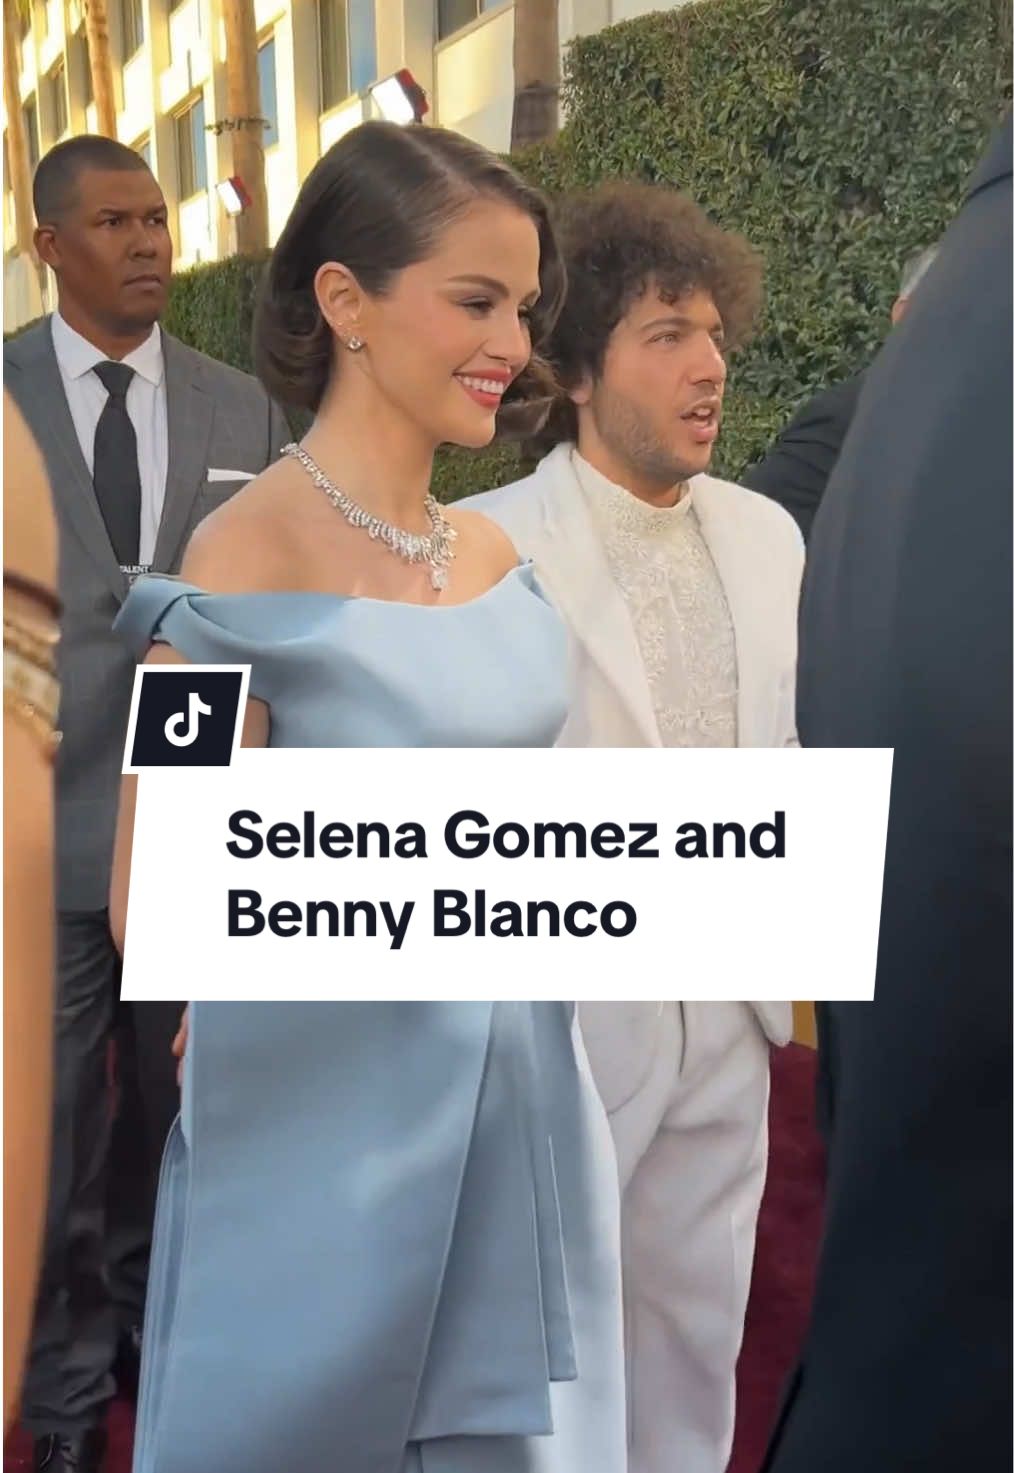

{"left": 220, "top": 0, "right": 268, "bottom": 254}
{"left": 82, "top": 0, "right": 117, "bottom": 138}
{"left": 3, "top": 2, "right": 46, "bottom": 299}
{"left": 510, "top": 0, "right": 560, "bottom": 152}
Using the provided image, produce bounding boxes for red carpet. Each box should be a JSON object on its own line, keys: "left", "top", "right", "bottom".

{"left": 6, "top": 1044, "right": 823, "bottom": 1473}
{"left": 729, "top": 1042, "right": 824, "bottom": 1472}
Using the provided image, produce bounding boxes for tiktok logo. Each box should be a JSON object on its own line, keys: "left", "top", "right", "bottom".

{"left": 164, "top": 691, "right": 213, "bottom": 747}
{"left": 123, "top": 666, "right": 249, "bottom": 772}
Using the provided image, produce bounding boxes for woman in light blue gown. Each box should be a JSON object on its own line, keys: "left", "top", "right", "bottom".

{"left": 109, "top": 121, "right": 627, "bottom": 1473}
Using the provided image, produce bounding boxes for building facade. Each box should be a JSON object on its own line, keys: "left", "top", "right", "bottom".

{"left": 3, "top": 0, "right": 688, "bottom": 329}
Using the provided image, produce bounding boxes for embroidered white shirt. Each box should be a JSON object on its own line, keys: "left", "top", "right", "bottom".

{"left": 574, "top": 449, "right": 738, "bottom": 748}
{"left": 51, "top": 312, "right": 169, "bottom": 566}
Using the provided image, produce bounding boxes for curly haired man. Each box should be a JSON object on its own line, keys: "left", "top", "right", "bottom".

{"left": 468, "top": 182, "right": 803, "bottom": 1473}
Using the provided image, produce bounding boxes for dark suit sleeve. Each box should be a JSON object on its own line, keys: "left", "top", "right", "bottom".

{"left": 761, "top": 118, "right": 1012, "bottom": 1473}
{"left": 741, "top": 374, "right": 864, "bottom": 542}
{"left": 266, "top": 396, "right": 290, "bottom": 464}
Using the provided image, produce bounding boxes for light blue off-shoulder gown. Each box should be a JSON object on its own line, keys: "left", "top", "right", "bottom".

{"left": 114, "top": 565, "right": 627, "bottom": 1473}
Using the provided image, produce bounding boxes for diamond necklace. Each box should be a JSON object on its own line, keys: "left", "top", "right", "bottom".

{"left": 281, "top": 442, "right": 458, "bottom": 591}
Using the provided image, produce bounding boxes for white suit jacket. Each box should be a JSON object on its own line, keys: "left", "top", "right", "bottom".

{"left": 466, "top": 444, "right": 804, "bottom": 1046}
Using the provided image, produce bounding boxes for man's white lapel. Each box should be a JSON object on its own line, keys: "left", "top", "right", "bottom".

{"left": 485, "top": 446, "right": 662, "bottom": 747}
{"left": 471, "top": 446, "right": 798, "bottom": 751}
{"left": 693, "top": 475, "right": 802, "bottom": 748}
{"left": 535, "top": 449, "right": 778, "bottom": 750}
{"left": 693, "top": 478, "right": 766, "bottom": 748}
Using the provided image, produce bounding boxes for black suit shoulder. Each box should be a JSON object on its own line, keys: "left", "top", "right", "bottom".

{"left": 763, "top": 116, "right": 1013, "bottom": 1473}
{"left": 741, "top": 370, "right": 866, "bottom": 541}
{"left": 786, "top": 371, "right": 865, "bottom": 432}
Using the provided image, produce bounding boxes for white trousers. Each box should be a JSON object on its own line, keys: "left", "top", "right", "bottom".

{"left": 579, "top": 1002, "right": 771, "bottom": 1473}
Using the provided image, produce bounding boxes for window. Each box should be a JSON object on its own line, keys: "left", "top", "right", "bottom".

{"left": 134, "top": 134, "right": 151, "bottom": 167}
{"left": 317, "top": 0, "right": 376, "bottom": 114}
{"left": 121, "top": 0, "right": 145, "bottom": 59}
{"left": 24, "top": 98, "right": 40, "bottom": 173}
{"left": 257, "top": 37, "right": 278, "bottom": 147}
{"left": 347, "top": 0, "right": 375, "bottom": 92}
{"left": 317, "top": 0, "right": 347, "bottom": 111}
{"left": 438, "top": 0, "right": 500, "bottom": 41}
{"left": 175, "top": 96, "right": 207, "bottom": 200}
{"left": 49, "top": 62, "right": 68, "bottom": 138}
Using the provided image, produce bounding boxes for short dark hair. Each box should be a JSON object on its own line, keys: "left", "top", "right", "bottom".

{"left": 537, "top": 181, "right": 763, "bottom": 450}
{"left": 33, "top": 135, "right": 153, "bottom": 224}
{"left": 254, "top": 120, "right": 565, "bottom": 433}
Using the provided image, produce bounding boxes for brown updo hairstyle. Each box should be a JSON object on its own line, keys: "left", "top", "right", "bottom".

{"left": 254, "top": 120, "right": 566, "bottom": 439}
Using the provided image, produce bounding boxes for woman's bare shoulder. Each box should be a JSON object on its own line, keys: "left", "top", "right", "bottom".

{"left": 181, "top": 461, "right": 303, "bottom": 593}
{"left": 444, "top": 505, "right": 520, "bottom": 582}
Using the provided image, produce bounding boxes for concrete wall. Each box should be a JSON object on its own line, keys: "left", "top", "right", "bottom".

{"left": 434, "top": 2, "right": 514, "bottom": 153}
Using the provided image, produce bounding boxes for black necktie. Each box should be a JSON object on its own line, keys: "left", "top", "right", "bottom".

{"left": 93, "top": 361, "right": 141, "bottom": 566}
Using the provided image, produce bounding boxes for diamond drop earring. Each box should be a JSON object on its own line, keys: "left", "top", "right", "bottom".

{"left": 345, "top": 335, "right": 364, "bottom": 352}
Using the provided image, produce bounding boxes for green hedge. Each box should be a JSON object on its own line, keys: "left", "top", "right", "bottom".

{"left": 10, "top": 0, "right": 1009, "bottom": 496}
{"left": 161, "top": 251, "right": 269, "bottom": 378}
{"left": 520, "top": 0, "right": 1010, "bottom": 481}
{"left": 463, "top": 0, "right": 1009, "bottom": 487}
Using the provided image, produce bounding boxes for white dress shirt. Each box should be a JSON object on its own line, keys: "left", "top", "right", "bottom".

{"left": 51, "top": 311, "right": 169, "bottom": 567}
{"left": 574, "top": 449, "right": 739, "bottom": 748}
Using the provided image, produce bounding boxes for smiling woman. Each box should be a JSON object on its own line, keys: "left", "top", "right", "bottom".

{"left": 107, "top": 120, "right": 629, "bottom": 1473}
{"left": 254, "top": 120, "right": 562, "bottom": 442}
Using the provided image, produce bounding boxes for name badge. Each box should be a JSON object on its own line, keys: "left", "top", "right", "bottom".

{"left": 121, "top": 563, "right": 153, "bottom": 586}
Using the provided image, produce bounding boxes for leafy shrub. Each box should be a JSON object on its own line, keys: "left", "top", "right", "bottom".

{"left": 9, "top": 0, "right": 1008, "bottom": 494}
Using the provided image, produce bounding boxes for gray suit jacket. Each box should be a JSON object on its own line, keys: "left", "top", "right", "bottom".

{"left": 4, "top": 319, "right": 289, "bottom": 909}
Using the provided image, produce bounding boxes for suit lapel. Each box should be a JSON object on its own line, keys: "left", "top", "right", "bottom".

{"left": 692, "top": 475, "right": 762, "bottom": 747}
{"left": 19, "top": 322, "right": 127, "bottom": 600}
{"left": 154, "top": 335, "right": 215, "bottom": 572}
{"left": 530, "top": 448, "right": 660, "bottom": 747}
